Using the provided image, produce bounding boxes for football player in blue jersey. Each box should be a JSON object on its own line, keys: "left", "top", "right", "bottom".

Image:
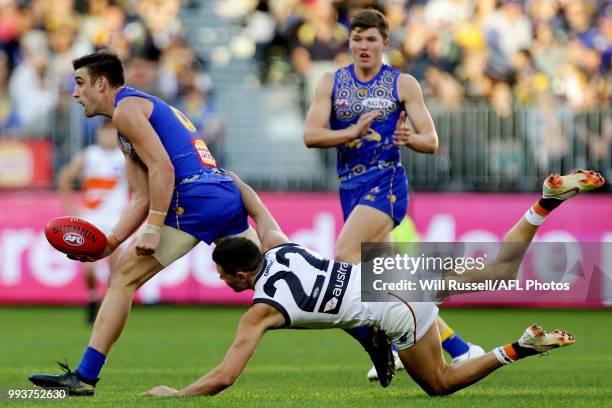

{"left": 28, "top": 50, "right": 263, "bottom": 396}
{"left": 29, "top": 50, "right": 393, "bottom": 396}
{"left": 303, "top": 9, "right": 483, "bottom": 381}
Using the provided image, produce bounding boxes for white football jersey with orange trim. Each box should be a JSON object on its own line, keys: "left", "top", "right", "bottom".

{"left": 81, "top": 144, "right": 128, "bottom": 215}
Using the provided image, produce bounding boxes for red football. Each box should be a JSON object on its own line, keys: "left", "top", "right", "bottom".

{"left": 44, "top": 216, "right": 107, "bottom": 256}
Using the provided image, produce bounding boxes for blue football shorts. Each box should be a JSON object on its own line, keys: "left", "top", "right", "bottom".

{"left": 339, "top": 165, "right": 408, "bottom": 226}
{"left": 165, "top": 179, "right": 248, "bottom": 245}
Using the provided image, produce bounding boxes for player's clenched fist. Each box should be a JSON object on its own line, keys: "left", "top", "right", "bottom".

{"left": 135, "top": 231, "right": 161, "bottom": 256}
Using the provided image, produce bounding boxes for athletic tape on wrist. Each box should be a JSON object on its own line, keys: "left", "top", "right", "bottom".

{"left": 107, "top": 233, "right": 121, "bottom": 249}
{"left": 144, "top": 223, "right": 162, "bottom": 234}
{"left": 149, "top": 209, "right": 167, "bottom": 217}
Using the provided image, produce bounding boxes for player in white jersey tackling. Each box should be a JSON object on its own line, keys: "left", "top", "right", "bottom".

{"left": 58, "top": 120, "right": 128, "bottom": 324}
{"left": 144, "top": 169, "right": 603, "bottom": 397}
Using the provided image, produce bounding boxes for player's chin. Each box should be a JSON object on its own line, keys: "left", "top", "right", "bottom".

{"left": 81, "top": 106, "right": 96, "bottom": 117}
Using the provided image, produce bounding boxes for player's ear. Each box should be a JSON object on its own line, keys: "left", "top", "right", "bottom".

{"left": 95, "top": 76, "right": 106, "bottom": 91}
{"left": 236, "top": 271, "right": 248, "bottom": 281}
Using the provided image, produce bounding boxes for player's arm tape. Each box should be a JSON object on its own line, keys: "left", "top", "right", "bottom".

{"left": 143, "top": 223, "right": 162, "bottom": 234}
{"left": 107, "top": 233, "right": 121, "bottom": 250}
{"left": 147, "top": 209, "right": 168, "bottom": 227}
{"left": 149, "top": 209, "right": 167, "bottom": 217}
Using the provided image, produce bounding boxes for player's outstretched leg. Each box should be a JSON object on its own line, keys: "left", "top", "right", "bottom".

{"left": 525, "top": 169, "right": 605, "bottom": 225}
{"left": 500, "top": 169, "right": 604, "bottom": 269}
{"left": 443, "top": 170, "right": 605, "bottom": 289}
{"left": 398, "top": 321, "right": 575, "bottom": 396}
{"left": 29, "top": 241, "right": 165, "bottom": 396}
{"left": 493, "top": 323, "right": 575, "bottom": 364}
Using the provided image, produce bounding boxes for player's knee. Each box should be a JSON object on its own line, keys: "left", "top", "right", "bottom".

{"left": 107, "top": 263, "right": 140, "bottom": 290}
{"left": 422, "top": 368, "right": 454, "bottom": 396}
{"left": 107, "top": 275, "right": 136, "bottom": 291}
{"left": 423, "top": 380, "right": 452, "bottom": 396}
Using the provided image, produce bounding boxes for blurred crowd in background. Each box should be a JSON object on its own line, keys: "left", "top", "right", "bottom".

{"left": 0, "top": 0, "right": 225, "bottom": 161}
{"left": 0, "top": 0, "right": 610, "bottom": 190}
{"left": 249, "top": 0, "right": 611, "bottom": 113}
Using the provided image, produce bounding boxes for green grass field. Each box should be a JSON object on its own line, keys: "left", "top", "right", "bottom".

{"left": 1, "top": 306, "right": 610, "bottom": 407}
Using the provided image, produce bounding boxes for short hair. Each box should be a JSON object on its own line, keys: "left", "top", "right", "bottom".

{"left": 350, "top": 9, "right": 389, "bottom": 40}
{"left": 72, "top": 50, "right": 125, "bottom": 87}
{"left": 212, "top": 237, "right": 263, "bottom": 276}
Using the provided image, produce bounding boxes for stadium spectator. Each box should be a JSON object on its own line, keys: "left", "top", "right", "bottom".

{"left": 173, "top": 69, "right": 227, "bottom": 166}
{"left": 424, "top": 66, "right": 465, "bottom": 111}
{"left": 287, "top": 0, "right": 350, "bottom": 104}
{"left": 457, "top": 49, "right": 492, "bottom": 101}
{"left": 483, "top": 0, "right": 533, "bottom": 79}
{"left": 0, "top": 0, "right": 26, "bottom": 69}
{"left": 531, "top": 22, "right": 566, "bottom": 80}
{"left": 136, "top": 0, "right": 182, "bottom": 50}
{"left": 124, "top": 54, "right": 160, "bottom": 96}
{"left": 424, "top": 0, "right": 474, "bottom": 28}
{"left": 0, "top": 50, "right": 18, "bottom": 135}
{"left": 8, "top": 30, "right": 58, "bottom": 137}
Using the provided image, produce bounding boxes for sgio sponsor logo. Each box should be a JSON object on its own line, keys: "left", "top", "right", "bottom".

{"left": 362, "top": 97, "right": 395, "bottom": 111}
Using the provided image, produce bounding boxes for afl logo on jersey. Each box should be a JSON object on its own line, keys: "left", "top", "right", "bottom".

{"left": 336, "top": 98, "right": 350, "bottom": 109}
{"left": 362, "top": 98, "right": 395, "bottom": 111}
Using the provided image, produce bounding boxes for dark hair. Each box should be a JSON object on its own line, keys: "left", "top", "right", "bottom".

{"left": 350, "top": 9, "right": 389, "bottom": 40}
{"left": 212, "top": 237, "right": 263, "bottom": 276}
{"left": 72, "top": 50, "right": 125, "bottom": 87}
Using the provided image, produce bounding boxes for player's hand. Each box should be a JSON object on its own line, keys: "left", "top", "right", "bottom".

{"left": 67, "top": 254, "right": 96, "bottom": 262}
{"left": 142, "top": 385, "right": 178, "bottom": 397}
{"left": 393, "top": 111, "right": 413, "bottom": 146}
{"left": 67, "top": 243, "right": 115, "bottom": 263}
{"left": 350, "top": 110, "right": 380, "bottom": 139}
{"left": 135, "top": 232, "right": 161, "bottom": 256}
